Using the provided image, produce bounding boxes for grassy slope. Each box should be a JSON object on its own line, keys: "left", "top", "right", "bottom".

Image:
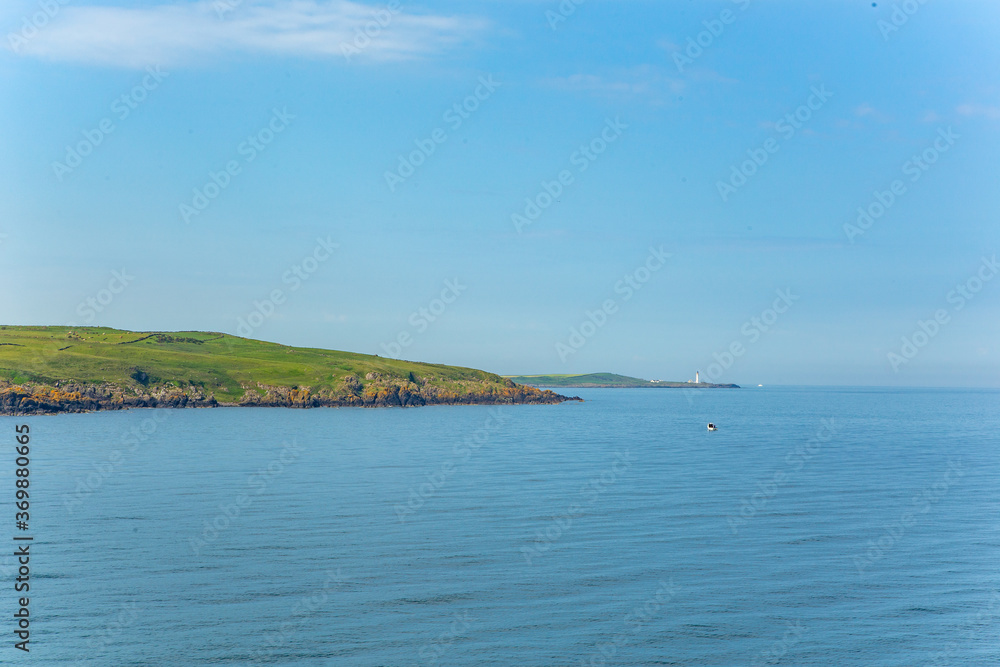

{"left": 0, "top": 326, "right": 524, "bottom": 403}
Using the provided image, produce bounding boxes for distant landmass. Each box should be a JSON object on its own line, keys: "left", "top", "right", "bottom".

{"left": 505, "top": 373, "right": 739, "bottom": 389}
{"left": 504, "top": 373, "right": 740, "bottom": 389}
{"left": 0, "top": 326, "right": 579, "bottom": 415}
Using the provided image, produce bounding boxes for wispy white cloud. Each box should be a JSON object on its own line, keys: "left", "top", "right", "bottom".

{"left": 656, "top": 38, "right": 680, "bottom": 53}
{"left": 543, "top": 65, "right": 685, "bottom": 105}
{"left": 852, "top": 103, "right": 894, "bottom": 123}
{"left": 7, "top": 0, "right": 487, "bottom": 68}
{"left": 956, "top": 103, "right": 1000, "bottom": 119}
{"left": 854, "top": 103, "right": 876, "bottom": 117}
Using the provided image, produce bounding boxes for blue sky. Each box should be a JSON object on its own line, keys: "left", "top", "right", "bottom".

{"left": 1, "top": 0, "right": 998, "bottom": 387}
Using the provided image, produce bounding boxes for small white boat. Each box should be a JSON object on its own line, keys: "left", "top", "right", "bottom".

{"left": 707, "top": 423, "right": 718, "bottom": 431}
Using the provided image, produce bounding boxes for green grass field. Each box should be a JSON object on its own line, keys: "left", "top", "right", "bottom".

{"left": 0, "top": 326, "right": 523, "bottom": 404}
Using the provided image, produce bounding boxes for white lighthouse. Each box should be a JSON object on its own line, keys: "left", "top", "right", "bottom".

{"left": 696, "top": 371, "right": 700, "bottom": 384}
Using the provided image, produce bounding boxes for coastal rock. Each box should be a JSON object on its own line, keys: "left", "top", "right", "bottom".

{"left": 0, "top": 378, "right": 577, "bottom": 415}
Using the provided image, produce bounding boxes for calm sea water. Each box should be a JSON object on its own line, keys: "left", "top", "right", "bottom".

{"left": 2, "top": 386, "right": 999, "bottom": 666}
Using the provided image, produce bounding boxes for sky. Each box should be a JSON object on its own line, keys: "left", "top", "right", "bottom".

{"left": 0, "top": 0, "right": 998, "bottom": 387}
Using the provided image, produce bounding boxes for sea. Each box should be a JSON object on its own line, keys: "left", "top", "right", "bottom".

{"left": 2, "top": 386, "right": 998, "bottom": 666}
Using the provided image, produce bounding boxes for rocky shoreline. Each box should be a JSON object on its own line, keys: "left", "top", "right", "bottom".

{"left": 0, "top": 378, "right": 580, "bottom": 416}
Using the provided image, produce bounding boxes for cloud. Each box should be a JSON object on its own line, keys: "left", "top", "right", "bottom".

{"left": 852, "top": 103, "right": 894, "bottom": 123}
{"left": 956, "top": 103, "right": 1000, "bottom": 119}
{"left": 7, "top": 0, "right": 487, "bottom": 68}
{"left": 656, "top": 38, "right": 680, "bottom": 52}
{"left": 543, "top": 65, "right": 685, "bottom": 104}
{"left": 854, "top": 103, "right": 876, "bottom": 117}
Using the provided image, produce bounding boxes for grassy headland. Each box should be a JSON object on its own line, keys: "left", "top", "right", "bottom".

{"left": 0, "top": 326, "right": 578, "bottom": 415}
